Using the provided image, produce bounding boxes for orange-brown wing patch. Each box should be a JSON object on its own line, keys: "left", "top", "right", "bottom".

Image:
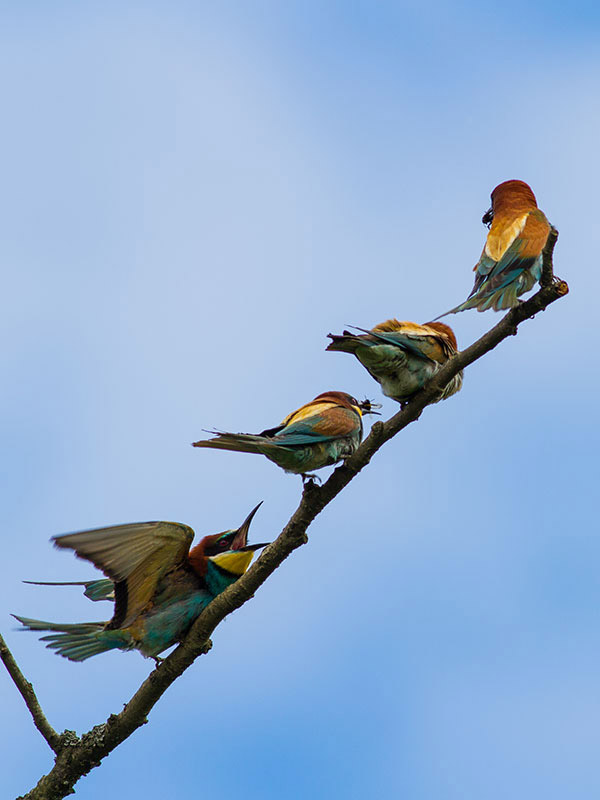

{"left": 518, "top": 209, "right": 551, "bottom": 259}
{"left": 310, "top": 406, "right": 359, "bottom": 437}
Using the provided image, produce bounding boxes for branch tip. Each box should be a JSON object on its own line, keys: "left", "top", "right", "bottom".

{"left": 0, "top": 632, "right": 61, "bottom": 753}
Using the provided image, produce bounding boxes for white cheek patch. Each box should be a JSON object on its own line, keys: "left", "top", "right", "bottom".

{"left": 485, "top": 213, "right": 528, "bottom": 262}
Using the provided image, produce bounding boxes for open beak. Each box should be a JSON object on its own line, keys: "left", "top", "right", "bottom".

{"left": 482, "top": 207, "right": 493, "bottom": 227}
{"left": 231, "top": 501, "right": 264, "bottom": 550}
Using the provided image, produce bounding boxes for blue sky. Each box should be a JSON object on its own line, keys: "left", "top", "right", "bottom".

{"left": 1, "top": 2, "right": 599, "bottom": 798}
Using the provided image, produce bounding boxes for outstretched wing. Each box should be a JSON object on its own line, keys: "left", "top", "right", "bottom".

{"left": 54, "top": 522, "right": 195, "bottom": 628}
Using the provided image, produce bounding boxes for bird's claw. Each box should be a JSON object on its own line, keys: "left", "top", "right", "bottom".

{"left": 152, "top": 656, "right": 165, "bottom": 668}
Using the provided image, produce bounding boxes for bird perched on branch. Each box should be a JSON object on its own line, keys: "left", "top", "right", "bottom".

{"left": 193, "top": 391, "right": 380, "bottom": 480}
{"left": 437, "top": 179, "right": 551, "bottom": 316}
{"left": 327, "top": 320, "right": 462, "bottom": 404}
{"left": 14, "top": 503, "right": 269, "bottom": 662}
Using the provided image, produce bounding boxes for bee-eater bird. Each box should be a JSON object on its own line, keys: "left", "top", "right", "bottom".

{"left": 437, "top": 179, "right": 551, "bottom": 315}
{"left": 327, "top": 320, "right": 462, "bottom": 404}
{"left": 192, "top": 391, "right": 379, "bottom": 479}
{"left": 14, "top": 503, "right": 269, "bottom": 662}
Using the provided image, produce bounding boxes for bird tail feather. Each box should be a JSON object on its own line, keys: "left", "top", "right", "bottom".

{"left": 12, "top": 615, "right": 127, "bottom": 661}
{"left": 325, "top": 332, "right": 365, "bottom": 353}
{"left": 192, "top": 432, "right": 267, "bottom": 454}
{"left": 432, "top": 299, "right": 475, "bottom": 320}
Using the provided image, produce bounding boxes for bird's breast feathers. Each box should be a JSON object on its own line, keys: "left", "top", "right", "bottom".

{"left": 484, "top": 212, "right": 529, "bottom": 262}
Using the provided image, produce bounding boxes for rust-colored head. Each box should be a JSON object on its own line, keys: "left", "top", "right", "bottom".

{"left": 313, "top": 391, "right": 359, "bottom": 408}
{"left": 188, "top": 502, "right": 266, "bottom": 577}
{"left": 482, "top": 180, "right": 538, "bottom": 226}
{"left": 312, "top": 391, "right": 380, "bottom": 415}
{"left": 491, "top": 180, "right": 537, "bottom": 209}
{"left": 423, "top": 321, "right": 458, "bottom": 350}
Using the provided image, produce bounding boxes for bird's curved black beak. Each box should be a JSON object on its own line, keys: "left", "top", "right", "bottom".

{"left": 231, "top": 501, "right": 264, "bottom": 550}
{"left": 482, "top": 207, "right": 493, "bottom": 227}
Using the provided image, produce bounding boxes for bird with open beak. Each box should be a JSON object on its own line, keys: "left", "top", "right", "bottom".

{"left": 15, "top": 503, "right": 269, "bottom": 662}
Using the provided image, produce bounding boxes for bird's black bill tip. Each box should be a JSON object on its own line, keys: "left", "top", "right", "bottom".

{"left": 238, "top": 542, "right": 271, "bottom": 552}
{"left": 232, "top": 502, "right": 264, "bottom": 549}
{"left": 242, "top": 501, "right": 264, "bottom": 525}
{"left": 360, "top": 399, "right": 383, "bottom": 415}
{"left": 482, "top": 207, "right": 493, "bottom": 227}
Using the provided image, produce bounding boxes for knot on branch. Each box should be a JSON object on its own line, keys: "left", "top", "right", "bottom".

{"left": 82, "top": 724, "right": 107, "bottom": 749}
{"left": 58, "top": 730, "right": 79, "bottom": 748}
{"left": 200, "top": 639, "right": 213, "bottom": 655}
{"left": 369, "top": 420, "right": 385, "bottom": 442}
{"left": 286, "top": 520, "right": 311, "bottom": 546}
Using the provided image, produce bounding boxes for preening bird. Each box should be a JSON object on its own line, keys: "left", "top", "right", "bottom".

{"left": 193, "top": 391, "right": 379, "bottom": 479}
{"left": 327, "top": 320, "right": 462, "bottom": 404}
{"left": 437, "top": 179, "right": 551, "bottom": 315}
{"left": 14, "top": 503, "right": 269, "bottom": 662}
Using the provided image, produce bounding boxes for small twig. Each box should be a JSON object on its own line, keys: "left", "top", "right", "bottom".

{"left": 0, "top": 632, "right": 61, "bottom": 754}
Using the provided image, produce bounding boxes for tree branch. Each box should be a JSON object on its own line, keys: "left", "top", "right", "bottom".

{"left": 540, "top": 226, "right": 559, "bottom": 288}
{"left": 0, "top": 633, "right": 61, "bottom": 754}
{"left": 13, "top": 236, "right": 568, "bottom": 799}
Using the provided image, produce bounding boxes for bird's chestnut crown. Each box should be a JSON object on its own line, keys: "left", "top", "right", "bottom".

{"left": 313, "top": 391, "right": 381, "bottom": 415}
{"left": 483, "top": 179, "right": 538, "bottom": 226}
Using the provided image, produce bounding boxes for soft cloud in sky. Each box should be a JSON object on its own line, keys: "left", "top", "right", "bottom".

{"left": 1, "top": 2, "right": 599, "bottom": 798}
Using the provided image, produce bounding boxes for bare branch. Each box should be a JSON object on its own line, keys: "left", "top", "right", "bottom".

{"left": 0, "top": 633, "right": 61, "bottom": 754}
{"left": 540, "top": 226, "right": 559, "bottom": 288}
{"left": 17, "top": 236, "right": 568, "bottom": 799}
